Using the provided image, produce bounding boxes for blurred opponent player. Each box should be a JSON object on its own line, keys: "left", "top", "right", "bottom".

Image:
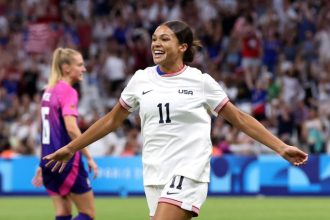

{"left": 32, "top": 48, "right": 98, "bottom": 220}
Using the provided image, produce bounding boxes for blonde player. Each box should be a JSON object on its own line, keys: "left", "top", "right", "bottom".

{"left": 43, "top": 21, "right": 308, "bottom": 220}
{"left": 32, "top": 48, "right": 98, "bottom": 220}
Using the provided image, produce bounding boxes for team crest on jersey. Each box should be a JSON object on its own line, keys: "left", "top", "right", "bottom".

{"left": 178, "top": 89, "right": 193, "bottom": 95}
{"left": 42, "top": 92, "right": 51, "bottom": 101}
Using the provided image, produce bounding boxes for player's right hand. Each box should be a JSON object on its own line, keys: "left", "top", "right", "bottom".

{"left": 31, "top": 167, "right": 43, "bottom": 187}
{"left": 43, "top": 147, "right": 74, "bottom": 173}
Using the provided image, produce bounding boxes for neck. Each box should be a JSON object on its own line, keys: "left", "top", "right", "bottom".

{"left": 158, "top": 63, "right": 185, "bottom": 74}
{"left": 60, "top": 77, "right": 73, "bottom": 86}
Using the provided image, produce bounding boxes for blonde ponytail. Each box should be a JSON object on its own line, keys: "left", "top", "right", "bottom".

{"left": 47, "top": 47, "right": 80, "bottom": 88}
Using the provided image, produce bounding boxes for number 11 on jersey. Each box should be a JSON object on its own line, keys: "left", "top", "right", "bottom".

{"left": 157, "top": 103, "right": 171, "bottom": 124}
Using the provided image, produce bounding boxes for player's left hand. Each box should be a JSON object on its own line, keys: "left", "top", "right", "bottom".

{"left": 87, "top": 158, "right": 98, "bottom": 179}
{"left": 280, "top": 145, "right": 308, "bottom": 166}
{"left": 43, "top": 146, "right": 74, "bottom": 173}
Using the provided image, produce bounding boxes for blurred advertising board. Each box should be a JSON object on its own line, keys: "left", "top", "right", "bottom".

{"left": 1, "top": 155, "right": 329, "bottom": 196}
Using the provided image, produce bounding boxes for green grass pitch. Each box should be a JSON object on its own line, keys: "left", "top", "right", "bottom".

{"left": 0, "top": 196, "right": 329, "bottom": 220}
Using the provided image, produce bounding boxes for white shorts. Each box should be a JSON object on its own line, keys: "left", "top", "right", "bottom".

{"left": 242, "top": 57, "right": 261, "bottom": 69}
{"left": 144, "top": 175, "right": 208, "bottom": 217}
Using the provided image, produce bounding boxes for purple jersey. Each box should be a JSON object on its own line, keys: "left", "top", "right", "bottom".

{"left": 40, "top": 80, "right": 79, "bottom": 167}
{"left": 39, "top": 80, "right": 91, "bottom": 196}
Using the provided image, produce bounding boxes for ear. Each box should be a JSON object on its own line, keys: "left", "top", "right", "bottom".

{"left": 179, "top": 43, "right": 188, "bottom": 53}
{"left": 62, "top": 63, "right": 71, "bottom": 74}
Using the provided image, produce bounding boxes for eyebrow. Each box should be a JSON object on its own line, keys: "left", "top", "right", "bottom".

{"left": 152, "top": 33, "right": 172, "bottom": 38}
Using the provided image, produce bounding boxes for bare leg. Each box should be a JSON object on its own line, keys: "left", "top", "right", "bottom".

{"left": 70, "top": 190, "right": 95, "bottom": 219}
{"left": 51, "top": 195, "right": 72, "bottom": 216}
{"left": 244, "top": 67, "right": 254, "bottom": 89}
{"left": 152, "top": 203, "right": 193, "bottom": 220}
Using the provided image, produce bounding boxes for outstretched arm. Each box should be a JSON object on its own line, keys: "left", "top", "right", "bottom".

{"left": 63, "top": 115, "right": 99, "bottom": 178}
{"left": 44, "top": 102, "right": 130, "bottom": 172}
{"left": 219, "top": 101, "right": 308, "bottom": 165}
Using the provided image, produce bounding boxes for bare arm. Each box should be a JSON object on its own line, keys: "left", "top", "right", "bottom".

{"left": 64, "top": 115, "right": 97, "bottom": 159}
{"left": 219, "top": 102, "right": 308, "bottom": 165}
{"left": 44, "top": 102, "right": 130, "bottom": 172}
{"left": 219, "top": 102, "right": 285, "bottom": 153}
{"left": 64, "top": 103, "right": 130, "bottom": 153}
{"left": 64, "top": 115, "right": 98, "bottom": 178}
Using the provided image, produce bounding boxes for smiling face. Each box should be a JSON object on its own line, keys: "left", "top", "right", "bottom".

{"left": 151, "top": 25, "right": 187, "bottom": 72}
{"left": 62, "top": 53, "right": 86, "bottom": 84}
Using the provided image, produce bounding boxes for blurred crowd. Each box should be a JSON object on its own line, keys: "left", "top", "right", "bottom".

{"left": 1, "top": 0, "right": 330, "bottom": 158}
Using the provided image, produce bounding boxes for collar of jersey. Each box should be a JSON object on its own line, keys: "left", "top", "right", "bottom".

{"left": 156, "top": 65, "right": 187, "bottom": 77}
{"left": 58, "top": 80, "right": 70, "bottom": 86}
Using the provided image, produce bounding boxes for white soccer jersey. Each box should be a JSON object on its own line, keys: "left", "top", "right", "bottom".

{"left": 120, "top": 65, "right": 229, "bottom": 185}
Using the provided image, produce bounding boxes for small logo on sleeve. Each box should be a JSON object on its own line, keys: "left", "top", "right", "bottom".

{"left": 42, "top": 92, "right": 51, "bottom": 101}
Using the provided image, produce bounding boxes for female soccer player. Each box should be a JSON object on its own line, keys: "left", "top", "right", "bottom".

{"left": 43, "top": 21, "right": 308, "bottom": 220}
{"left": 33, "top": 48, "right": 98, "bottom": 220}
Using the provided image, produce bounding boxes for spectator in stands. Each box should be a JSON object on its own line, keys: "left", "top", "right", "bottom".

{"left": 276, "top": 103, "right": 295, "bottom": 144}
{"left": 102, "top": 36, "right": 126, "bottom": 98}
{"left": 120, "top": 127, "right": 141, "bottom": 157}
{"left": 261, "top": 30, "right": 281, "bottom": 74}
{"left": 302, "top": 107, "right": 326, "bottom": 154}
{"left": 127, "top": 28, "right": 153, "bottom": 72}
{"left": 240, "top": 14, "right": 262, "bottom": 88}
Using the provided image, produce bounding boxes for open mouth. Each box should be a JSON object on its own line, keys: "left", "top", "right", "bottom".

{"left": 153, "top": 50, "right": 165, "bottom": 58}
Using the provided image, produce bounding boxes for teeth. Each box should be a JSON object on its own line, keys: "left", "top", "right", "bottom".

{"left": 154, "top": 50, "right": 164, "bottom": 54}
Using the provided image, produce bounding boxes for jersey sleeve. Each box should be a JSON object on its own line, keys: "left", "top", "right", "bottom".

{"left": 120, "top": 71, "right": 140, "bottom": 112}
{"left": 203, "top": 73, "right": 229, "bottom": 116}
{"left": 58, "top": 86, "right": 79, "bottom": 117}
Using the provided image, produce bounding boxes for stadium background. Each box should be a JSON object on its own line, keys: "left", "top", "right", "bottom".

{"left": 1, "top": 0, "right": 330, "bottom": 219}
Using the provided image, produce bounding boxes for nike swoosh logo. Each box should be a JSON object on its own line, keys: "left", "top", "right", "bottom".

{"left": 142, "top": 89, "right": 153, "bottom": 95}
{"left": 166, "top": 191, "right": 179, "bottom": 195}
